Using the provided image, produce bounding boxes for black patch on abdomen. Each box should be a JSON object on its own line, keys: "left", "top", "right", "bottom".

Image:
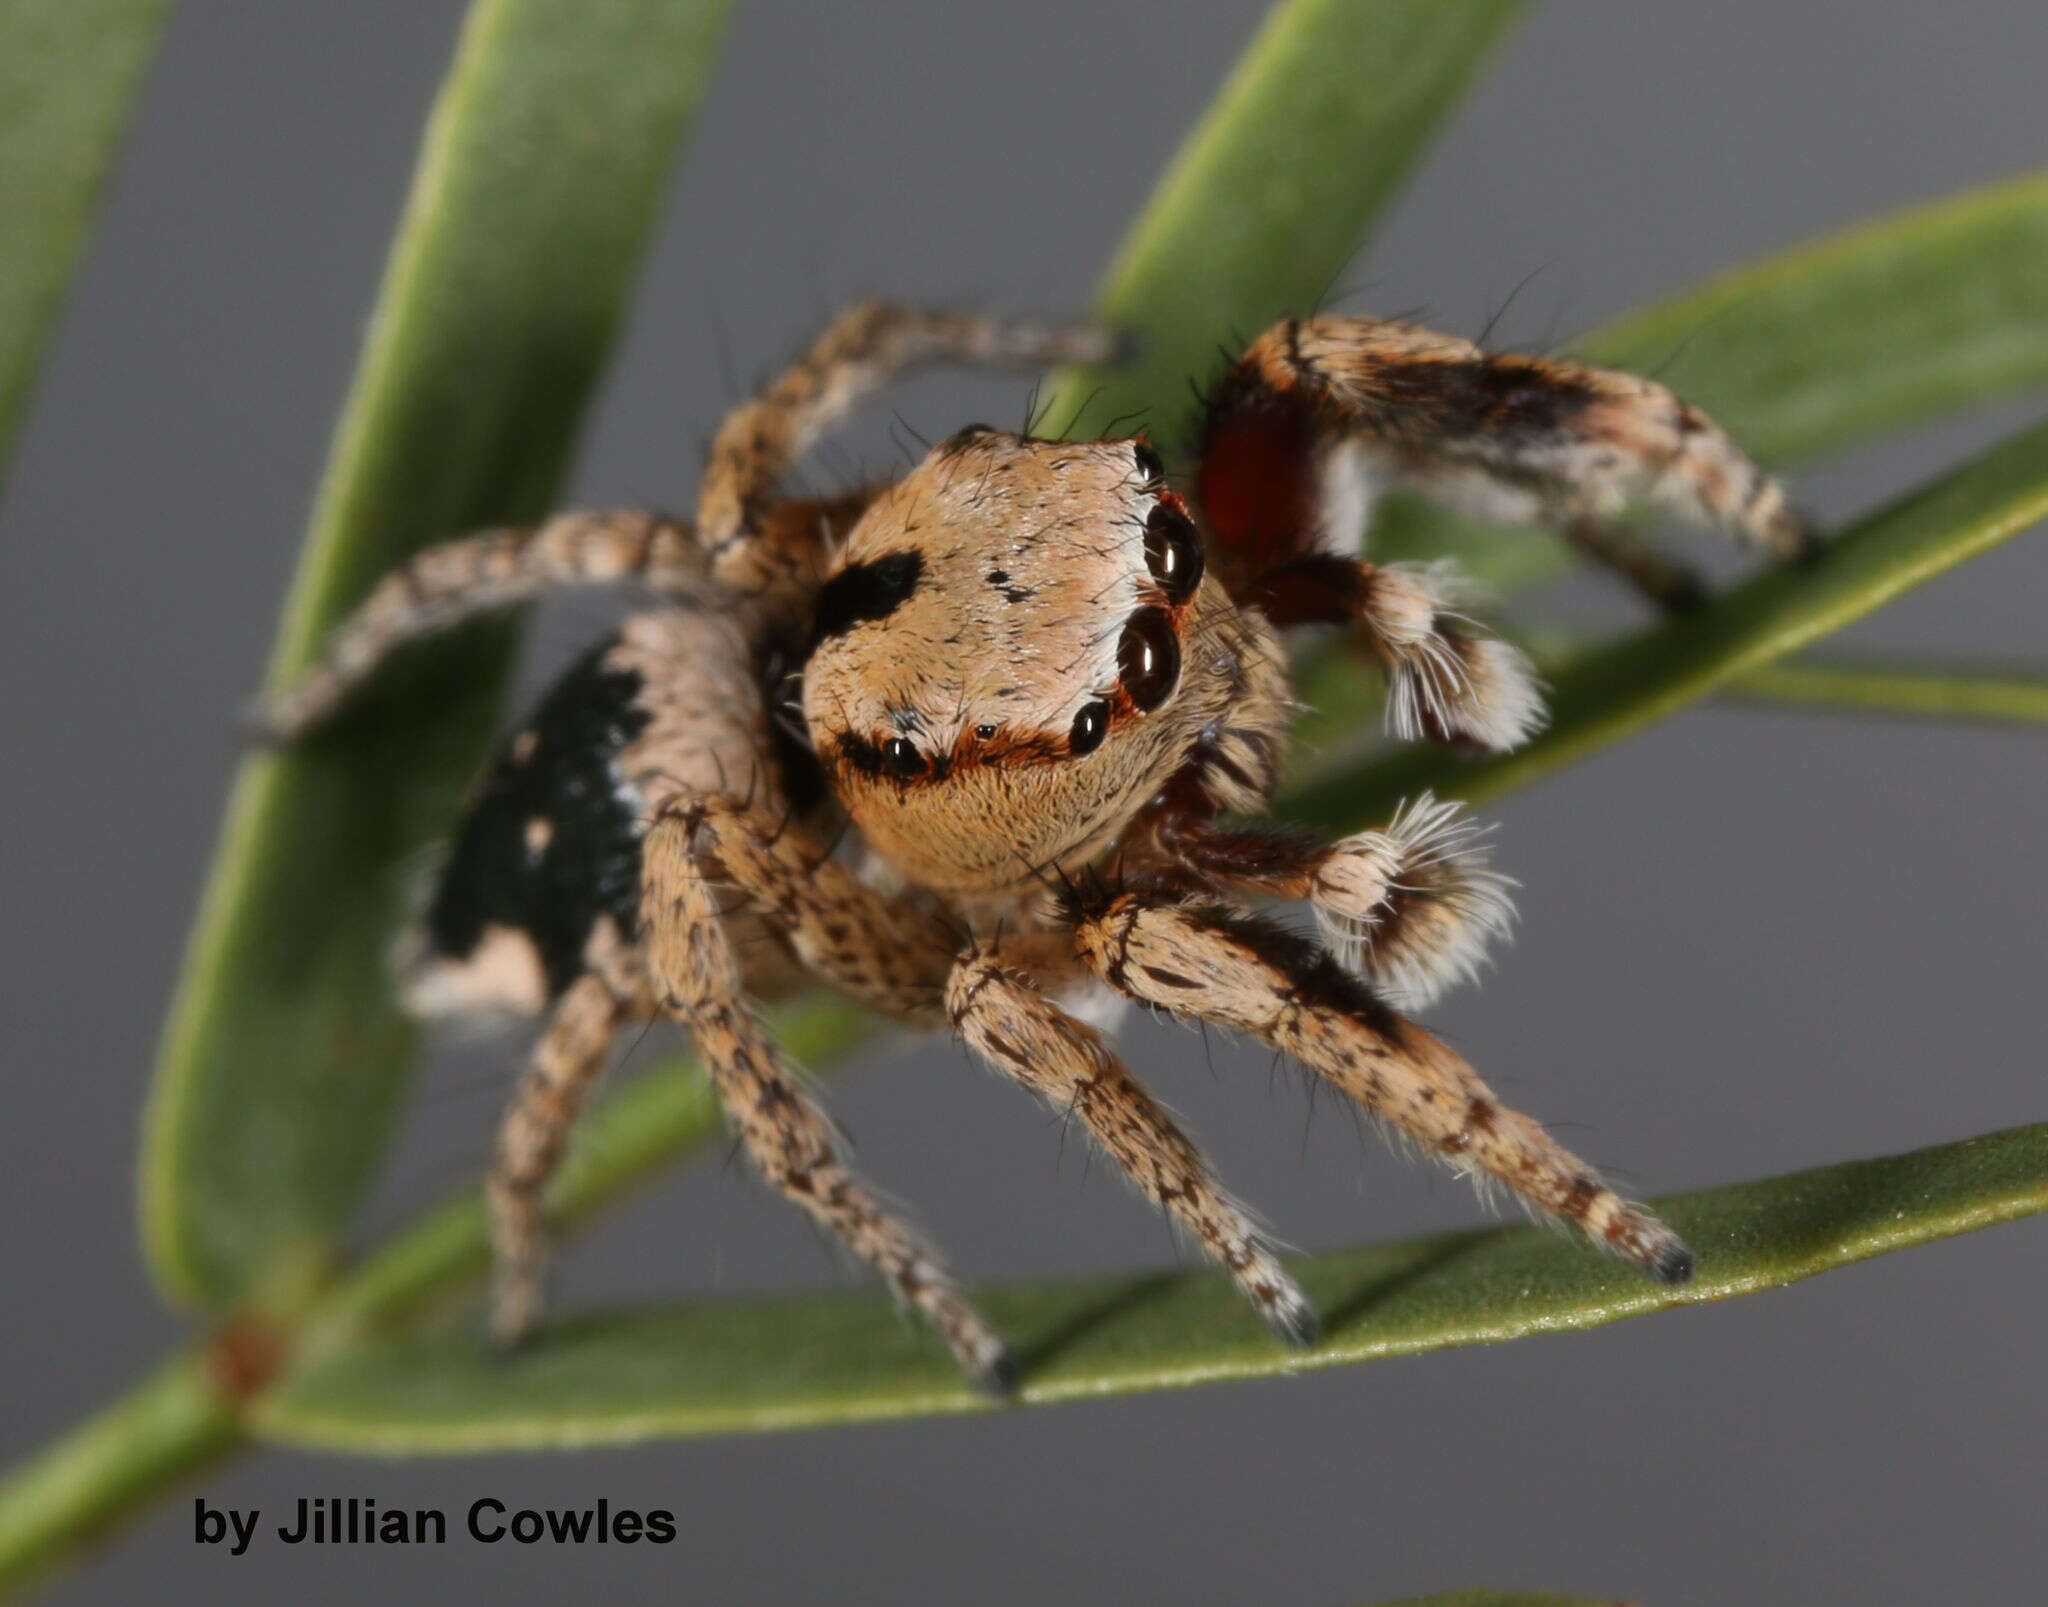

{"left": 425, "top": 639, "right": 651, "bottom": 997}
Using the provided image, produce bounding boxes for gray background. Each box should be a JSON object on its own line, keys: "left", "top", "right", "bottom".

{"left": 3, "top": 2, "right": 2045, "bottom": 1601}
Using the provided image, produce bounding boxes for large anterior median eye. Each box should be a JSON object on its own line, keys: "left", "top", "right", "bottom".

{"left": 1144, "top": 501, "right": 1204, "bottom": 604}
{"left": 1117, "top": 606, "right": 1180, "bottom": 711}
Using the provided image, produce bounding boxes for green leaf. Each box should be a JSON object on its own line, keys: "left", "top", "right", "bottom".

{"left": 1285, "top": 414, "right": 2048, "bottom": 827}
{"left": 0, "top": 0, "right": 171, "bottom": 499}
{"left": 253, "top": 1122, "right": 2048, "bottom": 1451}
{"left": 137, "top": 0, "right": 737, "bottom": 1310}
{"left": 1578, "top": 167, "right": 2048, "bottom": 468}
{"left": 1037, "top": 0, "right": 1525, "bottom": 449}
{"left": 1717, "top": 653, "right": 2048, "bottom": 726}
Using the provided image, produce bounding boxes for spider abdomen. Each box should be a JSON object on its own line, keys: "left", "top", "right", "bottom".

{"left": 402, "top": 603, "right": 812, "bottom": 1018}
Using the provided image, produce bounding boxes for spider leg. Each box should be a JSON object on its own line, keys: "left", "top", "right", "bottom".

{"left": 666, "top": 793, "right": 958, "bottom": 1026}
{"left": 1157, "top": 792, "right": 1515, "bottom": 1012}
{"left": 1064, "top": 883, "right": 1694, "bottom": 1286}
{"left": 487, "top": 972, "right": 624, "bottom": 1344}
{"left": 255, "top": 494, "right": 878, "bottom": 741}
{"left": 698, "top": 302, "right": 1117, "bottom": 594}
{"left": 253, "top": 510, "right": 696, "bottom": 740}
{"left": 1243, "top": 550, "right": 1543, "bottom": 751}
{"left": 947, "top": 949, "right": 1317, "bottom": 1347}
{"left": 1196, "top": 314, "right": 1812, "bottom": 611}
{"left": 641, "top": 807, "right": 1013, "bottom": 1392}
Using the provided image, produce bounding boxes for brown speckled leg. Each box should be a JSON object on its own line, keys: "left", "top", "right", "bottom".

{"left": 947, "top": 949, "right": 1316, "bottom": 1347}
{"left": 487, "top": 973, "right": 623, "bottom": 1344}
{"left": 639, "top": 810, "right": 1013, "bottom": 1393}
{"left": 1067, "top": 885, "right": 1695, "bottom": 1287}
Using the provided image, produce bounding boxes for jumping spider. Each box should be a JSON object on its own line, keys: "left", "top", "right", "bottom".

{"left": 258, "top": 303, "right": 1809, "bottom": 1393}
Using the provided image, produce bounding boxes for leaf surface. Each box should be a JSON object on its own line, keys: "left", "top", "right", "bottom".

{"left": 1037, "top": 0, "right": 1525, "bottom": 449}
{"left": 254, "top": 1123, "right": 2048, "bottom": 1450}
{"left": 138, "top": 0, "right": 738, "bottom": 1308}
{"left": 0, "top": 0, "right": 170, "bottom": 500}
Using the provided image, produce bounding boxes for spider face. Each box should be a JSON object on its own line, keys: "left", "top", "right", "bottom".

{"left": 800, "top": 428, "right": 1249, "bottom": 900}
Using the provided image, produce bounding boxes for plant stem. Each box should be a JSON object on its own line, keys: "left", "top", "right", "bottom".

{"left": 0, "top": 1351, "right": 240, "bottom": 1594}
{"left": 1720, "top": 655, "right": 2048, "bottom": 724}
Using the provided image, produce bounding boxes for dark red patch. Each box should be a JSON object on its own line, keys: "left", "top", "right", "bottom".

{"left": 1196, "top": 394, "right": 1318, "bottom": 569}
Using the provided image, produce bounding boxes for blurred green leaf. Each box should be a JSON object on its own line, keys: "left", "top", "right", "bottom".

{"left": 1716, "top": 653, "right": 2048, "bottom": 725}
{"left": 1038, "top": 0, "right": 1525, "bottom": 449}
{"left": 137, "top": 0, "right": 737, "bottom": 1310}
{"left": 1580, "top": 167, "right": 2048, "bottom": 468}
{"left": 0, "top": 0, "right": 170, "bottom": 500}
{"left": 254, "top": 1122, "right": 2048, "bottom": 1450}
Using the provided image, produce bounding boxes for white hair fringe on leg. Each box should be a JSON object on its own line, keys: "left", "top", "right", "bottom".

{"left": 1308, "top": 790, "right": 1519, "bottom": 1012}
{"left": 1360, "top": 560, "right": 1546, "bottom": 752}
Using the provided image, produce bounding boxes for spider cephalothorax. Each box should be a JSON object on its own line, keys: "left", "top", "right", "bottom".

{"left": 257, "top": 302, "right": 1805, "bottom": 1392}
{"left": 803, "top": 428, "right": 1287, "bottom": 902}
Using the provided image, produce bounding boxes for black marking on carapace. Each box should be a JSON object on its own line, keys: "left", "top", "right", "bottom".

{"left": 986, "top": 567, "right": 1034, "bottom": 605}
{"left": 425, "top": 639, "right": 651, "bottom": 996}
{"left": 811, "top": 551, "right": 925, "bottom": 644}
{"left": 942, "top": 422, "right": 999, "bottom": 454}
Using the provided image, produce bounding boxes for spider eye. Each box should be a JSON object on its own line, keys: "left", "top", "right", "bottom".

{"left": 1132, "top": 440, "right": 1165, "bottom": 485}
{"left": 974, "top": 723, "right": 997, "bottom": 741}
{"left": 1143, "top": 502, "right": 1204, "bottom": 605}
{"left": 1068, "top": 700, "right": 1110, "bottom": 756}
{"left": 881, "top": 737, "right": 926, "bottom": 778}
{"left": 1116, "top": 607, "right": 1181, "bottom": 712}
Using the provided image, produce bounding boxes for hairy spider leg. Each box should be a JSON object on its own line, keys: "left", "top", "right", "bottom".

{"left": 1067, "top": 885, "right": 1695, "bottom": 1286}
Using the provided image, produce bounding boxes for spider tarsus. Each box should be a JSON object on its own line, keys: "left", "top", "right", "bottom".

{"left": 1650, "top": 1241, "right": 1697, "bottom": 1287}
{"left": 1265, "top": 1295, "right": 1322, "bottom": 1352}
{"left": 969, "top": 1345, "right": 1023, "bottom": 1399}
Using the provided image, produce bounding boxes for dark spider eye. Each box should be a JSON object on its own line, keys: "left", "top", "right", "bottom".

{"left": 974, "top": 723, "right": 997, "bottom": 741}
{"left": 1132, "top": 440, "right": 1164, "bottom": 485}
{"left": 881, "top": 737, "right": 926, "bottom": 778}
{"left": 1116, "top": 607, "right": 1181, "bottom": 712}
{"left": 1068, "top": 700, "right": 1109, "bottom": 756}
{"left": 1143, "top": 502, "right": 1204, "bottom": 605}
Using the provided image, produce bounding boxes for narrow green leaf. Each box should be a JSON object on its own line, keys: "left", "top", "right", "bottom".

{"left": 1578, "top": 167, "right": 2048, "bottom": 468}
{"left": 1286, "top": 416, "right": 2048, "bottom": 828}
{"left": 0, "top": 0, "right": 171, "bottom": 499}
{"left": 1718, "top": 653, "right": 2048, "bottom": 726}
{"left": 1037, "top": 0, "right": 1525, "bottom": 449}
{"left": 253, "top": 1122, "right": 2048, "bottom": 1451}
{"left": 138, "top": 0, "right": 737, "bottom": 1310}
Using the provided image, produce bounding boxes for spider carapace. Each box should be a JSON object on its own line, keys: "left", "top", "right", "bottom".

{"left": 259, "top": 303, "right": 1808, "bottom": 1392}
